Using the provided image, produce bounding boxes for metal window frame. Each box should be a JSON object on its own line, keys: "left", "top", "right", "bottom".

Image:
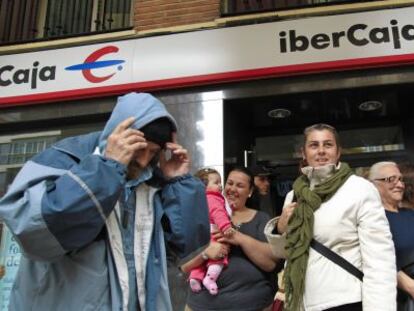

{"left": 220, "top": 0, "right": 381, "bottom": 17}
{"left": 0, "top": 130, "right": 61, "bottom": 166}
{"left": 0, "top": 0, "right": 133, "bottom": 45}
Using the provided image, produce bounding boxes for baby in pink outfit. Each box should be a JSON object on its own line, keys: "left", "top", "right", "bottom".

{"left": 189, "top": 168, "right": 235, "bottom": 295}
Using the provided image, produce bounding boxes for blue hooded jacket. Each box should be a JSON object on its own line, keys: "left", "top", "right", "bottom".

{"left": 98, "top": 92, "right": 177, "bottom": 152}
{"left": 0, "top": 92, "right": 210, "bottom": 311}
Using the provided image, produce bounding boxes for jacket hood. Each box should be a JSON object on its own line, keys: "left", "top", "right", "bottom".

{"left": 99, "top": 92, "right": 177, "bottom": 151}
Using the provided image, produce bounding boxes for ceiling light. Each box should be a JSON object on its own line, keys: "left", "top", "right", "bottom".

{"left": 358, "top": 100, "right": 383, "bottom": 111}
{"left": 268, "top": 108, "right": 291, "bottom": 119}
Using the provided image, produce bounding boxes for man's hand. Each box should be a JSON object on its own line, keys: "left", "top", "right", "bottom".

{"left": 159, "top": 133, "right": 190, "bottom": 178}
{"left": 104, "top": 117, "right": 147, "bottom": 165}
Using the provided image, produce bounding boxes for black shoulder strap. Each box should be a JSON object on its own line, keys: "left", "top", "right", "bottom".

{"left": 310, "top": 238, "right": 364, "bottom": 282}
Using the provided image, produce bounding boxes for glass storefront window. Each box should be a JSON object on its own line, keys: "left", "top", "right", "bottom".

{"left": 255, "top": 125, "right": 405, "bottom": 165}
{"left": 0, "top": 226, "right": 21, "bottom": 311}
{"left": 0, "top": 136, "right": 59, "bottom": 168}
{"left": 0, "top": 133, "right": 62, "bottom": 308}
{"left": 0, "top": 173, "right": 5, "bottom": 197}
{"left": 0, "top": 145, "right": 10, "bottom": 165}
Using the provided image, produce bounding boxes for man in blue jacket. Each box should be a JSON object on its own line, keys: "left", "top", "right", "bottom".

{"left": 0, "top": 92, "right": 210, "bottom": 311}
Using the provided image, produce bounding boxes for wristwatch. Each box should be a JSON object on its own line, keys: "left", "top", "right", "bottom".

{"left": 201, "top": 251, "right": 209, "bottom": 261}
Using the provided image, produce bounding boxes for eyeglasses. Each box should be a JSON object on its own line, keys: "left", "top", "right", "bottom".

{"left": 374, "top": 175, "right": 404, "bottom": 184}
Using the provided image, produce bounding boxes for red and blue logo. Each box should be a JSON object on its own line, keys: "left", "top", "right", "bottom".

{"left": 65, "top": 45, "right": 125, "bottom": 83}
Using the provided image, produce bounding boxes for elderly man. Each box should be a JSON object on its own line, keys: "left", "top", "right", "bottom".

{"left": 369, "top": 161, "right": 405, "bottom": 212}
{"left": 369, "top": 161, "right": 414, "bottom": 309}
{"left": 0, "top": 92, "right": 210, "bottom": 311}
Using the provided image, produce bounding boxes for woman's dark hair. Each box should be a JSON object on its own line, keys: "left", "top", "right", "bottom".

{"left": 226, "top": 166, "right": 257, "bottom": 209}
{"left": 226, "top": 166, "right": 254, "bottom": 189}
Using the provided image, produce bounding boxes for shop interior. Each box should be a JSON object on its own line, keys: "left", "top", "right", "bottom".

{"left": 224, "top": 83, "right": 414, "bottom": 198}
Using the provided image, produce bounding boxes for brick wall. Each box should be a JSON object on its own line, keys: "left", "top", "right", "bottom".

{"left": 134, "top": 0, "right": 221, "bottom": 32}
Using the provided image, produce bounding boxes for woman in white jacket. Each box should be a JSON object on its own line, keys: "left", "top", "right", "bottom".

{"left": 265, "top": 123, "right": 396, "bottom": 311}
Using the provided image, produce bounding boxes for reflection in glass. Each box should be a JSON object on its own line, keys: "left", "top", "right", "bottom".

{"left": 196, "top": 93, "right": 224, "bottom": 177}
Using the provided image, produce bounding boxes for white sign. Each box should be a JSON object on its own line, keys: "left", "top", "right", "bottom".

{"left": 1, "top": 6, "right": 414, "bottom": 106}
{"left": 0, "top": 226, "right": 21, "bottom": 310}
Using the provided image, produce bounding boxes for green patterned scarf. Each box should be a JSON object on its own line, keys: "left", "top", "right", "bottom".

{"left": 284, "top": 162, "right": 353, "bottom": 311}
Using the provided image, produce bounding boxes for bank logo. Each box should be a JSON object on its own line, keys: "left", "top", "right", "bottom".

{"left": 65, "top": 45, "right": 125, "bottom": 83}
{"left": 278, "top": 19, "right": 414, "bottom": 53}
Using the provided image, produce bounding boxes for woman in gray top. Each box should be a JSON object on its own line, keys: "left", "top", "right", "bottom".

{"left": 182, "top": 167, "right": 279, "bottom": 311}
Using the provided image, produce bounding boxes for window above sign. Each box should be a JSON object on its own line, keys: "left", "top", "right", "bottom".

{"left": 220, "top": 0, "right": 381, "bottom": 17}
{"left": 0, "top": 0, "right": 133, "bottom": 45}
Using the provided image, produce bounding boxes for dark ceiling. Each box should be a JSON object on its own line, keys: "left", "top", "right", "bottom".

{"left": 226, "top": 83, "right": 413, "bottom": 136}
